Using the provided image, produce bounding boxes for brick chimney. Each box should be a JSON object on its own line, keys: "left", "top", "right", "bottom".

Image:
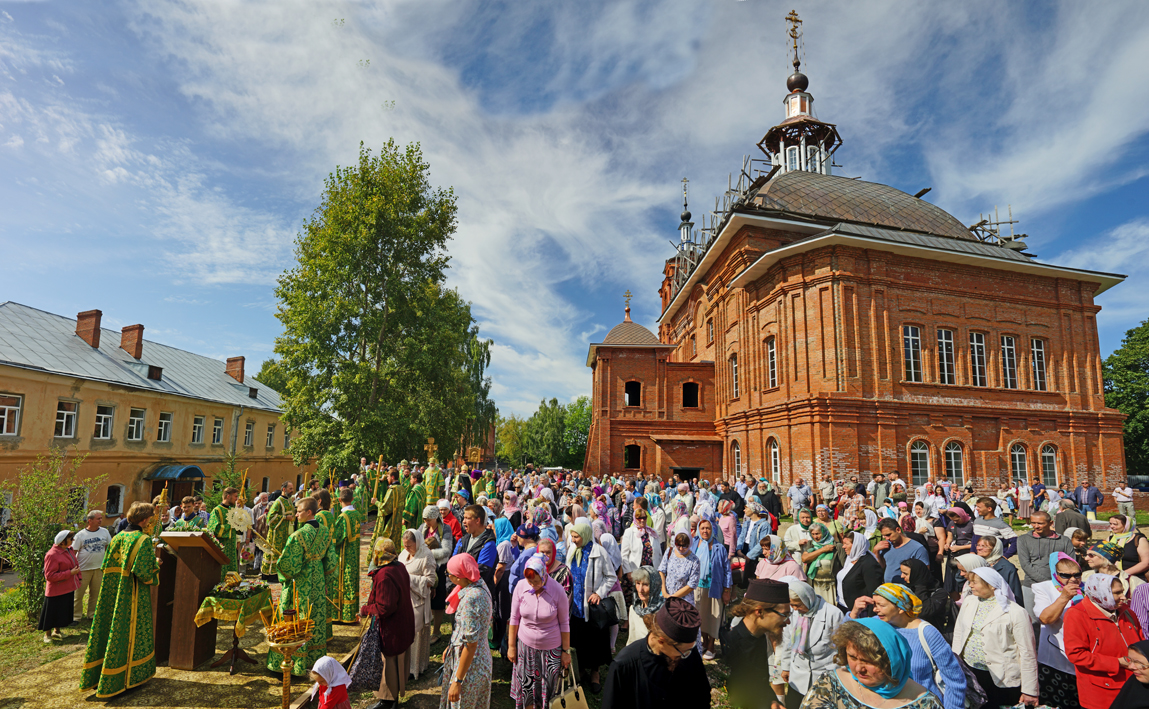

{"left": 76, "top": 310, "right": 102, "bottom": 348}
{"left": 121, "top": 324, "right": 144, "bottom": 359}
{"left": 226, "top": 356, "right": 245, "bottom": 383}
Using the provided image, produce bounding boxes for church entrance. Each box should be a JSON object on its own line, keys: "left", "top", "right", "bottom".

{"left": 670, "top": 466, "right": 702, "bottom": 483}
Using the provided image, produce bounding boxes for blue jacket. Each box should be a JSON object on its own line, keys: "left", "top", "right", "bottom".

{"left": 703, "top": 541, "right": 732, "bottom": 592}
{"left": 737, "top": 517, "right": 772, "bottom": 559}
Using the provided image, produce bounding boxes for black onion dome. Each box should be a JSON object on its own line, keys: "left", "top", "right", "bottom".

{"left": 680, "top": 209, "right": 691, "bottom": 222}
{"left": 787, "top": 71, "right": 809, "bottom": 93}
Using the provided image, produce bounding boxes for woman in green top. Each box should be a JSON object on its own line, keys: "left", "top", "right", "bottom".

{"left": 800, "top": 522, "right": 837, "bottom": 606}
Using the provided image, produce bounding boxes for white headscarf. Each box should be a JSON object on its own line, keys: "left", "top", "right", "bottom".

{"left": 54, "top": 529, "right": 72, "bottom": 546}
{"left": 309, "top": 655, "right": 351, "bottom": 700}
{"left": 1084, "top": 572, "right": 1119, "bottom": 612}
{"left": 970, "top": 566, "right": 1015, "bottom": 611}
{"left": 836, "top": 532, "right": 871, "bottom": 602}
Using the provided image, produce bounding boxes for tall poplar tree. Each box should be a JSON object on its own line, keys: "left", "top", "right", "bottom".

{"left": 1104, "top": 318, "right": 1149, "bottom": 477}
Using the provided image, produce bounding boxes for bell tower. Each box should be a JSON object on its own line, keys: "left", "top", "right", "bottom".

{"left": 758, "top": 11, "right": 842, "bottom": 175}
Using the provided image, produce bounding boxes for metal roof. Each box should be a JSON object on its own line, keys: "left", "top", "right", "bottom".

{"left": 145, "top": 464, "right": 205, "bottom": 480}
{"left": 817, "top": 223, "right": 1033, "bottom": 262}
{"left": 0, "top": 302, "right": 283, "bottom": 412}
{"left": 603, "top": 320, "right": 661, "bottom": 346}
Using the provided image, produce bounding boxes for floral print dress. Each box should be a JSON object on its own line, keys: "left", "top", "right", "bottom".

{"left": 658, "top": 550, "right": 701, "bottom": 606}
{"left": 440, "top": 583, "right": 493, "bottom": 709}
{"left": 802, "top": 670, "right": 943, "bottom": 709}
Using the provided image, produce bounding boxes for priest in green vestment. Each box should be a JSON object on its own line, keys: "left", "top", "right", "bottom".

{"left": 264, "top": 482, "right": 296, "bottom": 577}
{"left": 311, "top": 489, "right": 336, "bottom": 640}
{"left": 372, "top": 469, "right": 405, "bottom": 551}
{"left": 206, "top": 487, "right": 240, "bottom": 581}
{"left": 267, "top": 497, "right": 331, "bottom": 676}
{"left": 423, "top": 465, "right": 443, "bottom": 507}
{"left": 80, "top": 501, "right": 161, "bottom": 698}
{"left": 403, "top": 473, "right": 426, "bottom": 529}
{"left": 331, "top": 487, "right": 365, "bottom": 622}
{"left": 352, "top": 474, "right": 370, "bottom": 515}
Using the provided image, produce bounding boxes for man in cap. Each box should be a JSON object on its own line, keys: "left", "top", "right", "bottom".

{"left": 725, "top": 578, "right": 791, "bottom": 709}
{"left": 601, "top": 596, "right": 711, "bottom": 709}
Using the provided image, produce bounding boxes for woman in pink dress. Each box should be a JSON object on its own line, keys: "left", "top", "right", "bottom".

{"left": 755, "top": 534, "right": 807, "bottom": 582}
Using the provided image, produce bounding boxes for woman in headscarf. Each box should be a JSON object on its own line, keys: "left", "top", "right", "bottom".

{"left": 868, "top": 583, "right": 966, "bottom": 709}
{"left": 645, "top": 491, "right": 667, "bottom": 545}
{"left": 564, "top": 519, "right": 615, "bottom": 694}
{"left": 1031, "top": 552, "right": 1085, "bottom": 709}
{"left": 590, "top": 519, "right": 628, "bottom": 649}
{"left": 942, "top": 506, "right": 975, "bottom": 599}
{"left": 417, "top": 504, "right": 454, "bottom": 643}
{"left": 308, "top": 655, "right": 353, "bottom": 709}
{"left": 361, "top": 538, "right": 415, "bottom": 707}
{"left": 716, "top": 499, "right": 738, "bottom": 552}
{"left": 800, "top": 522, "right": 837, "bottom": 606}
{"left": 1109, "top": 513, "right": 1149, "bottom": 581}
{"left": 1084, "top": 538, "right": 1146, "bottom": 592}
{"left": 694, "top": 518, "right": 732, "bottom": 660}
{"left": 507, "top": 555, "right": 571, "bottom": 709}
{"left": 502, "top": 491, "right": 522, "bottom": 529}
{"left": 40, "top": 528, "right": 80, "bottom": 642}
{"left": 440, "top": 554, "right": 493, "bottom": 709}
{"left": 896, "top": 558, "right": 954, "bottom": 636}
{"left": 952, "top": 553, "right": 986, "bottom": 604}
{"left": 738, "top": 501, "right": 774, "bottom": 579}
{"left": 779, "top": 577, "right": 845, "bottom": 709}
{"left": 951, "top": 567, "right": 1038, "bottom": 709}
{"left": 784, "top": 508, "right": 815, "bottom": 555}
{"left": 625, "top": 565, "right": 664, "bottom": 646}
{"left": 800, "top": 617, "right": 943, "bottom": 709}
{"left": 537, "top": 539, "right": 571, "bottom": 596}
{"left": 399, "top": 528, "right": 437, "bottom": 679}
{"left": 1113, "top": 639, "right": 1149, "bottom": 709}
{"left": 1063, "top": 572, "right": 1145, "bottom": 709}
{"left": 974, "top": 534, "right": 1023, "bottom": 608}
{"left": 838, "top": 531, "right": 883, "bottom": 614}
{"left": 755, "top": 534, "right": 807, "bottom": 582}
{"left": 814, "top": 504, "right": 843, "bottom": 541}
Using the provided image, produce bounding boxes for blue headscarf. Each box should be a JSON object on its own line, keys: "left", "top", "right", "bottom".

{"left": 849, "top": 618, "right": 913, "bottom": 699}
{"left": 494, "top": 516, "right": 514, "bottom": 545}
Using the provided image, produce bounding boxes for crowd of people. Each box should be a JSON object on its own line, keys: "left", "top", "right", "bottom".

{"left": 36, "top": 461, "right": 1149, "bottom": 709}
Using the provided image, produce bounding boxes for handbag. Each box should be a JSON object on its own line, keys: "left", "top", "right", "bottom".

{"left": 549, "top": 666, "right": 589, "bottom": 709}
{"left": 587, "top": 596, "right": 618, "bottom": 629}
{"left": 917, "top": 621, "right": 987, "bottom": 709}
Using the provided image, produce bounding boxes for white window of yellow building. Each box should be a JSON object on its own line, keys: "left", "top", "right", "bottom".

{"left": 0, "top": 394, "right": 20, "bottom": 435}
{"left": 192, "top": 415, "right": 205, "bottom": 444}
{"left": 55, "top": 401, "right": 77, "bottom": 438}
{"left": 157, "top": 412, "right": 172, "bottom": 442}
{"left": 94, "top": 405, "right": 114, "bottom": 439}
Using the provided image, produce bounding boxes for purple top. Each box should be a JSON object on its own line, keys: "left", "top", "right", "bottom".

{"left": 508, "top": 575, "right": 571, "bottom": 650}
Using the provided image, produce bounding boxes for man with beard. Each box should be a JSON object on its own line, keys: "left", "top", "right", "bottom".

{"left": 602, "top": 596, "right": 711, "bottom": 709}
{"left": 752, "top": 479, "right": 784, "bottom": 521}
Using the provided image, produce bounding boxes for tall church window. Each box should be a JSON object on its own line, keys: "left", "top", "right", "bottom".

{"left": 767, "top": 337, "right": 777, "bottom": 388}
{"left": 682, "top": 382, "right": 699, "bottom": 408}
{"left": 944, "top": 442, "right": 964, "bottom": 486}
{"left": 1031, "top": 338, "right": 1048, "bottom": 391}
{"left": 768, "top": 439, "right": 781, "bottom": 484}
{"left": 787, "top": 146, "right": 800, "bottom": 171}
{"left": 806, "top": 146, "right": 820, "bottom": 172}
{"left": 730, "top": 354, "right": 739, "bottom": 398}
{"left": 731, "top": 440, "right": 742, "bottom": 476}
{"left": 969, "top": 333, "right": 987, "bottom": 387}
{"left": 624, "top": 381, "right": 642, "bottom": 407}
{"left": 903, "top": 326, "right": 922, "bottom": 382}
{"left": 1001, "top": 336, "right": 1018, "bottom": 389}
{"left": 1041, "top": 445, "right": 1058, "bottom": 486}
{"left": 937, "top": 329, "right": 955, "bottom": 384}
{"left": 910, "top": 441, "right": 929, "bottom": 486}
{"left": 691, "top": 335, "right": 697, "bottom": 357}
{"left": 1011, "top": 444, "right": 1028, "bottom": 480}
{"left": 707, "top": 319, "right": 714, "bottom": 344}
{"left": 624, "top": 445, "right": 641, "bottom": 469}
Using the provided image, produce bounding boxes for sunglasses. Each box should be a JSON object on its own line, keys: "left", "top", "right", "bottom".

{"left": 1056, "top": 571, "right": 1083, "bottom": 580}
{"left": 675, "top": 542, "right": 691, "bottom": 548}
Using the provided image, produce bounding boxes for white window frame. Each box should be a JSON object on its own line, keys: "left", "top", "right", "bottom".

{"left": 707, "top": 319, "right": 714, "bottom": 344}
{"left": 806, "top": 145, "right": 820, "bottom": 173}
{"left": 93, "top": 405, "right": 114, "bottom": 440}
{"left": 266, "top": 423, "right": 275, "bottom": 448}
{"left": 105, "top": 484, "right": 125, "bottom": 515}
{"left": 767, "top": 337, "right": 777, "bottom": 388}
{"left": 244, "top": 421, "right": 254, "bottom": 447}
{"left": 157, "top": 412, "right": 172, "bottom": 442}
{"left": 283, "top": 427, "right": 291, "bottom": 448}
{"left": 212, "top": 417, "right": 224, "bottom": 445}
{"left": 787, "top": 146, "right": 800, "bottom": 171}
{"left": 55, "top": 401, "right": 78, "bottom": 438}
{"left": 910, "top": 440, "right": 930, "bottom": 486}
{"left": 903, "top": 326, "right": 922, "bottom": 382}
{"left": 731, "top": 440, "right": 742, "bottom": 477}
{"left": 969, "top": 332, "right": 987, "bottom": 387}
{"left": 1001, "top": 336, "right": 1018, "bottom": 389}
{"left": 192, "top": 415, "right": 205, "bottom": 444}
{"left": 127, "top": 408, "right": 146, "bottom": 441}
{"left": 944, "top": 442, "right": 964, "bottom": 486}
{"left": 769, "top": 439, "right": 781, "bottom": 485}
{"left": 1031, "top": 338, "right": 1048, "bottom": 391}
{"left": 1041, "top": 445, "right": 1058, "bottom": 487}
{"left": 1011, "top": 444, "right": 1028, "bottom": 480}
{"left": 0, "top": 393, "right": 22, "bottom": 436}
{"left": 937, "top": 329, "right": 955, "bottom": 385}
{"left": 731, "top": 354, "right": 739, "bottom": 398}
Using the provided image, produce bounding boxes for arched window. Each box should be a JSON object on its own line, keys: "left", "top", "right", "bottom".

{"left": 691, "top": 335, "right": 697, "bottom": 357}
{"left": 787, "top": 146, "right": 800, "bottom": 171}
{"left": 1011, "top": 444, "right": 1028, "bottom": 480}
{"left": 682, "top": 382, "right": 699, "bottom": 408}
{"left": 766, "top": 337, "right": 777, "bottom": 388}
{"left": 731, "top": 440, "right": 742, "bottom": 477}
{"left": 768, "top": 439, "right": 781, "bottom": 484}
{"left": 730, "top": 354, "right": 739, "bottom": 398}
{"left": 624, "top": 445, "right": 641, "bottom": 469}
{"left": 624, "top": 381, "right": 642, "bottom": 407}
{"left": 910, "top": 441, "right": 930, "bottom": 486}
{"left": 944, "top": 442, "right": 964, "bottom": 487}
{"left": 806, "top": 146, "right": 820, "bottom": 173}
{"left": 1041, "top": 445, "right": 1058, "bottom": 486}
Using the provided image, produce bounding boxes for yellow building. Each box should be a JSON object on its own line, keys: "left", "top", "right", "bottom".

{"left": 0, "top": 303, "right": 312, "bottom": 521}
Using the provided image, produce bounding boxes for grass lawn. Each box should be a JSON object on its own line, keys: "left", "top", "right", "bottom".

{"left": 0, "top": 586, "right": 89, "bottom": 677}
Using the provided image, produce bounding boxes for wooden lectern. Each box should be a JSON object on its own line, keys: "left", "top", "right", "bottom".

{"left": 160, "top": 531, "right": 228, "bottom": 670}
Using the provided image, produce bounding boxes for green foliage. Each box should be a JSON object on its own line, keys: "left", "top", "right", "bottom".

{"left": 202, "top": 451, "right": 247, "bottom": 510}
{"left": 563, "top": 395, "right": 591, "bottom": 467}
{"left": 507, "top": 395, "right": 590, "bottom": 469}
{"left": 273, "top": 140, "right": 495, "bottom": 471}
{"left": 255, "top": 358, "right": 289, "bottom": 395}
{"left": 1104, "top": 318, "right": 1149, "bottom": 477}
{"left": 0, "top": 447, "right": 102, "bottom": 623}
{"left": 497, "top": 414, "right": 527, "bottom": 467}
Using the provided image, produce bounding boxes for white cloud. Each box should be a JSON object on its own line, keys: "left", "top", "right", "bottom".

{"left": 1057, "top": 218, "right": 1149, "bottom": 326}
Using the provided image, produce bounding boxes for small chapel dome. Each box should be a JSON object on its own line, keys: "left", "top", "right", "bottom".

{"left": 786, "top": 71, "right": 809, "bottom": 93}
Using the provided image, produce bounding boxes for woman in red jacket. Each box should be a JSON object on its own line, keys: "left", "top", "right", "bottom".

{"left": 360, "top": 538, "right": 415, "bottom": 709}
{"left": 40, "top": 529, "right": 81, "bottom": 642}
{"left": 1064, "top": 572, "right": 1145, "bottom": 709}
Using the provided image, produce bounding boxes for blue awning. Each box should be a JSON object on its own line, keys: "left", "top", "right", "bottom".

{"left": 145, "top": 464, "right": 205, "bottom": 480}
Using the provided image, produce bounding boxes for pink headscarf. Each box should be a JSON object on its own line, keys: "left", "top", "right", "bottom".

{"left": 445, "top": 554, "right": 482, "bottom": 613}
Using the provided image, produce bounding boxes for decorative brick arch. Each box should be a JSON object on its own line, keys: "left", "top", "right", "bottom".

{"left": 1004, "top": 439, "right": 1031, "bottom": 483}
{"left": 939, "top": 436, "right": 969, "bottom": 485}
{"left": 905, "top": 437, "right": 933, "bottom": 486}
{"left": 1036, "top": 440, "right": 1061, "bottom": 486}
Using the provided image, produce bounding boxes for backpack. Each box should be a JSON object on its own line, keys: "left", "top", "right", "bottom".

{"left": 916, "top": 621, "right": 987, "bottom": 709}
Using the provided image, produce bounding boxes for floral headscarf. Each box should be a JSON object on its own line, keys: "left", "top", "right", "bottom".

{"left": 1049, "top": 552, "right": 1084, "bottom": 605}
{"left": 1084, "top": 572, "right": 1120, "bottom": 612}
{"left": 633, "top": 565, "right": 664, "bottom": 617}
{"left": 874, "top": 583, "right": 922, "bottom": 617}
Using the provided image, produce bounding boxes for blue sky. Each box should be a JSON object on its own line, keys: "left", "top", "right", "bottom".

{"left": 2, "top": 1, "right": 1148, "bottom": 416}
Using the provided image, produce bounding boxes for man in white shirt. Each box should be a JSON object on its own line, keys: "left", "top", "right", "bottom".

{"left": 71, "top": 510, "right": 111, "bottom": 621}
{"left": 1115, "top": 482, "right": 1136, "bottom": 530}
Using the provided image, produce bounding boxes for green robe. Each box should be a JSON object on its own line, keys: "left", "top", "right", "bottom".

{"left": 374, "top": 484, "right": 404, "bottom": 551}
{"left": 166, "top": 514, "right": 205, "bottom": 530}
{"left": 267, "top": 520, "right": 331, "bottom": 676}
{"left": 80, "top": 529, "right": 159, "bottom": 698}
{"left": 316, "top": 509, "right": 337, "bottom": 640}
{"left": 207, "top": 503, "right": 239, "bottom": 580}
{"left": 423, "top": 468, "right": 443, "bottom": 506}
{"left": 264, "top": 495, "right": 295, "bottom": 576}
{"left": 353, "top": 482, "right": 369, "bottom": 516}
{"left": 330, "top": 506, "right": 365, "bottom": 623}
{"left": 404, "top": 483, "right": 426, "bottom": 529}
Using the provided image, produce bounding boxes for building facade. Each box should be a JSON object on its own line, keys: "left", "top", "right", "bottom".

{"left": 584, "top": 61, "right": 1127, "bottom": 492}
{"left": 0, "top": 303, "right": 312, "bottom": 522}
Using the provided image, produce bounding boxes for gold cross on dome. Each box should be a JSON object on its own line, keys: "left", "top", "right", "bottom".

{"left": 424, "top": 437, "right": 437, "bottom": 459}
{"left": 624, "top": 290, "right": 633, "bottom": 308}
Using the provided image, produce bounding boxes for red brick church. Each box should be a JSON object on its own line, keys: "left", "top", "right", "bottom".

{"left": 583, "top": 45, "right": 1127, "bottom": 491}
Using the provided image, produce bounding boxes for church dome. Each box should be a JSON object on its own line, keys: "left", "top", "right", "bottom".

{"left": 752, "top": 170, "right": 973, "bottom": 240}
{"left": 602, "top": 319, "right": 661, "bottom": 346}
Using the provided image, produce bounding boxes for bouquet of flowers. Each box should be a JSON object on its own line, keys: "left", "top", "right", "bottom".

{"left": 210, "top": 577, "right": 269, "bottom": 600}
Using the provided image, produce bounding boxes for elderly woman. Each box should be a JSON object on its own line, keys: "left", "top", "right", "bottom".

{"left": 1084, "top": 539, "right": 1146, "bottom": 592}
{"left": 659, "top": 528, "right": 701, "bottom": 607}
{"left": 503, "top": 491, "right": 523, "bottom": 530}
{"left": 620, "top": 505, "right": 662, "bottom": 581}
{"left": 361, "top": 538, "right": 415, "bottom": 708}
{"left": 440, "top": 554, "right": 493, "bottom": 709}
{"left": 951, "top": 567, "right": 1038, "bottom": 708}
{"left": 784, "top": 508, "right": 815, "bottom": 555}
{"left": 800, "top": 617, "right": 943, "bottom": 709}
{"left": 975, "top": 535, "right": 1023, "bottom": 607}
{"left": 838, "top": 531, "right": 883, "bottom": 614}
{"left": 1064, "top": 572, "right": 1145, "bottom": 709}
{"left": 952, "top": 553, "right": 985, "bottom": 603}
{"left": 537, "top": 539, "right": 571, "bottom": 596}
{"left": 814, "top": 505, "right": 843, "bottom": 541}
{"left": 565, "top": 520, "right": 615, "bottom": 693}
{"left": 779, "top": 578, "right": 844, "bottom": 709}
{"left": 625, "top": 565, "right": 664, "bottom": 645}
{"left": 40, "top": 529, "right": 81, "bottom": 642}
{"left": 508, "top": 556, "right": 571, "bottom": 709}
{"left": 399, "top": 529, "right": 437, "bottom": 679}
{"left": 417, "top": 504, "right": 454, "bottom": 643}
{"left": 868, "top": 583, "right": 966, "bottom": 709}
{"left": 800, "top": 522, "right": 837, "bottom": 605}
{"left": 756, "top": 534, "right": 807, "bottom": 582}
{"left": 1032, "top": 552, "right": 1085, "bottom": 709}
{"left": 695, "top": 518, "right": 732, "bottom": 660}
{"left": 942, "top": 506, "right": 975, "bottom": 599}
{"left": 738, "top": 501, "right": 774, "bottom": 577}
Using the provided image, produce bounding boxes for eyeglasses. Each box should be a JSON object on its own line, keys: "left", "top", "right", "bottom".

{"left": 1056, "top": 571, "right": 1083, "bottom": 580}
{"left": 761, "top": 606, "right": 790, "bottom": 618}
{"left": 1127, "top": 656, "right": 1149, "bottom": 670}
